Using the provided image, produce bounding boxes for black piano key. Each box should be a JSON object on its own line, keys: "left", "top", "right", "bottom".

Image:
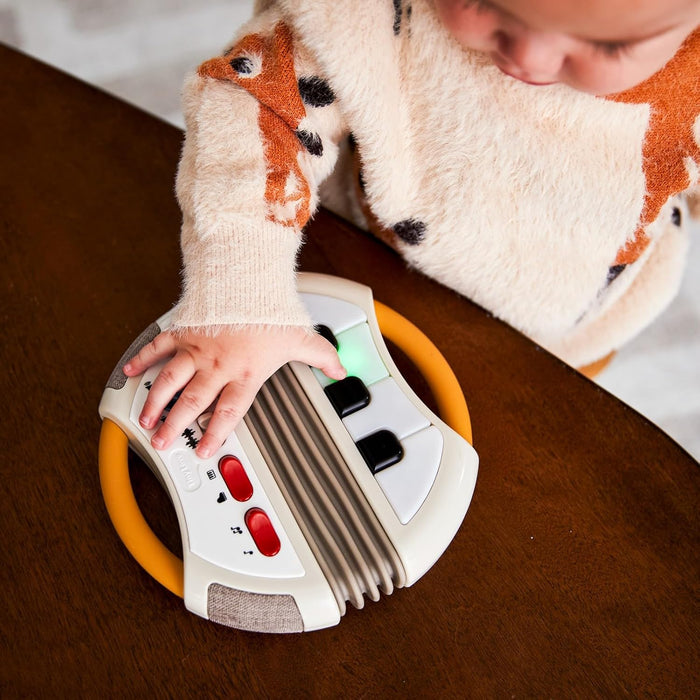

{"left": 356, "top": 430, "right": 404, "bottom": 474}
{"left": 324, "top": 376, "right": 370, "bottom": 418}
{"left": 314, "top": 323, "right": 338, "bottom": 349}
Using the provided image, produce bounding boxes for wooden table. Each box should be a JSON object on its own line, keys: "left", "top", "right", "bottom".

{"left": 2, "top": 45, "right": 698, "bottom": 697}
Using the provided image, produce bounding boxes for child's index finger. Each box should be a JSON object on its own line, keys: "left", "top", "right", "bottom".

{"left": 123, "top": 332, "right": 177, "bottom": 374}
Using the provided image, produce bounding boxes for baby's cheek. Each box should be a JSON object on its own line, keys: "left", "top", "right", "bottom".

{"left": 561, "top": 57, "right": 632, "bottom": 95}
{"left": 584, "top": 34, "right": 692, "bottom": 95}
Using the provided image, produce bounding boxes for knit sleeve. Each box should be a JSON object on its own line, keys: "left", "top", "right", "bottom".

{"left": 171, "top": 17, "right": 345, "bottom": 331}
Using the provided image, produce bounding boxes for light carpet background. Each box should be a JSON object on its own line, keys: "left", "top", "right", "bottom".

{"left": 3, "top": 0, "right": 698, "bottom": 460}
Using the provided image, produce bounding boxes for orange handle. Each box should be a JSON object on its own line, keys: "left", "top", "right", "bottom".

{"left": 99, "top": 419, "right": 184, "bottom": 597}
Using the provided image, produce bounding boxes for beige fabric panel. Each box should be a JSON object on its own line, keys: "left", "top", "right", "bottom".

{"left": 207, "top": 583, "right": 304, "bottom": 633}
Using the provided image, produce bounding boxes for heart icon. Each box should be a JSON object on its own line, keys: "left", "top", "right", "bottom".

{"left": 217, "top": 492, "right": 227, "bottom": 503}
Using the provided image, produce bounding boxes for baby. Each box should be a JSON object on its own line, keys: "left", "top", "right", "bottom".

{"left": 124, "top": 0, "right": 700, "bottom": 458}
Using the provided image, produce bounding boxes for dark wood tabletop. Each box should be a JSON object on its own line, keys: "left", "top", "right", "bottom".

{"left": 2, "top": 44, "right": 698, "bottom": 697}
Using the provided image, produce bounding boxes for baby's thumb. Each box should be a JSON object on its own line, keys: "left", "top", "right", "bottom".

{"left": 303, "top": 333, "right": 347, "bottom": 380}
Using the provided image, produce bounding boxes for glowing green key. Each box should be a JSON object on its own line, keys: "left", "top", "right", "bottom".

{"left": 313, "top": 322, "right": 388, "bottom": 388}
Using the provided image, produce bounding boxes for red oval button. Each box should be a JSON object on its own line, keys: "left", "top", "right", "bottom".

{"left": 245, "top": 508, "right": 281, "bottom": 557}
{"left": 218, "top": 456, "right": 253, "bottom": 502}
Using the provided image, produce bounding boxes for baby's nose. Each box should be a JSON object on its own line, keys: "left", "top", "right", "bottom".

{"left": 496, "top": 29, "right": 566, "bottom": 79}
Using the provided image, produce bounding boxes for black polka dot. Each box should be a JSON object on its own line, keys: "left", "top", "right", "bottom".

{"left": 230, "top": 56, "right": 253, "bottom": 74}
{"left": 393, "top": 0, "right": 402, "bottom": 35}
{"left": 298, "top": 76, "right": 335, "bottom": 107}
{"left": 606, "top": 264, "right": 627, "bottom": 285}
{"left": 296, "top": 129, "right": 323, "bottom": 157}
{"left": 671, "top": 207, "right": 681, "bottom": 226}
{"left": 393, "top": 218, "right": 426, "bottom": 245}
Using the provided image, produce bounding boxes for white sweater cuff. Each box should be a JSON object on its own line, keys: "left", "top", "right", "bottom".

{"left": 172, "top": 218, "right": 311, "bottom": 329}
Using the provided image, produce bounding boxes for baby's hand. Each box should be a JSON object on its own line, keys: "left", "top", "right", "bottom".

{"left": 122, "top": 325, "right": 346, "bottom": 459}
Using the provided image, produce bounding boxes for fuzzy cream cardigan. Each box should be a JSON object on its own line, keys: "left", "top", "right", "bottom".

{"left": 172, "top": 0, "right": 699, "bottom": 367}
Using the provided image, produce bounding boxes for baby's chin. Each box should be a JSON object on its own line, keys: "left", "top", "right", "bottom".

{"left": 487, "top": 50, "right": 659, "bottom": 95}
{"left": 495, "top": 64, "right": 645, "bottom": 96}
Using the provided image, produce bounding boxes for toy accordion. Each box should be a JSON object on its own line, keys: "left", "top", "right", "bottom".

{"left": 99, "top": 273, "right": 478, "bottom": 632}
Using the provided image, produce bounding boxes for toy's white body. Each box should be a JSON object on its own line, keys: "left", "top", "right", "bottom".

{"left": 99, "top": 274, "right": 478, "bottom": 632}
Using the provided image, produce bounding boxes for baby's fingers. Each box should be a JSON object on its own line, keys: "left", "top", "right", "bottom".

{"left": 138, "top": 351, "right": 194, "bottom": 433}
{"left": 123, "top": 332, "right": 177, "bottom": 376}
{"left": 196, "top": 381, "right": 260, "bottom": 459}
{"left": 150, "top": 373, "right": 220, "bottom": 452}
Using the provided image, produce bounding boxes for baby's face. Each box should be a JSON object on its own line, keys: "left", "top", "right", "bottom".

{"left": 435, "top": 0, "right": 700, "bottom": 94}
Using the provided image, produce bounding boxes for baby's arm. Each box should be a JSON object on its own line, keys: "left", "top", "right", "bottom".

{"left": 127, "top": 15, "right": 347, "bottom": 457}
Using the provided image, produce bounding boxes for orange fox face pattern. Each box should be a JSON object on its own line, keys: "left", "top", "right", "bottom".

{"left": 606, "top": 28, "right": 700, "bottom": 266}
{"left": 198, "top": 22, "right": 312, "bottom": 229}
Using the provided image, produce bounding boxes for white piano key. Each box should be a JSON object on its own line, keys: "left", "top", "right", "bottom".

{"left": 342, "top": 377, "right": 430, "bottom": 441}
{"left": 301, "top": 292, "right": 366, "bottom": 334}
{"left": 374, "top": 426, "right": 444, "bottom": 525}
